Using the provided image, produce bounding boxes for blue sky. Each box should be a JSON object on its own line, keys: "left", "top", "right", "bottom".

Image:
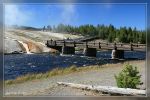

{"left": 5, "top": 4, "right": 146, "bottom": 30}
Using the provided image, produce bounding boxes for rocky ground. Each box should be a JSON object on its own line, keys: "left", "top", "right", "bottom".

{"left": 4, "top": 60, "right": 146, "bottom": 96}
{"left": 4, "top": 29, "right": 82, "bottom": 54}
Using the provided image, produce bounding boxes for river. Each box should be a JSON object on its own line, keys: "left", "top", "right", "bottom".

{"left": 4, "top": 51, "right": 146, "bottom": 80}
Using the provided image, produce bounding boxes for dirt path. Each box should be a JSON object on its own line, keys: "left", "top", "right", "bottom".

{"left": 4, "top": 60, "right": 146, "bottom": 96}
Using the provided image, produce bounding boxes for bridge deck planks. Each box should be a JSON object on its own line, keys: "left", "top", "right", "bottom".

{"left": 46, "top": 40, "right": 146, "bottom": 52}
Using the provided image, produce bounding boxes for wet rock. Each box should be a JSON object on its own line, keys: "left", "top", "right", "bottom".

{"left": 5, "top": 38, "right": 59, "bottom": 54}
{"left": 4, "top": 38, "right": 23, "bottom": 54}
{"left": 26, "top": 42, "right": 42, "bottom": 53}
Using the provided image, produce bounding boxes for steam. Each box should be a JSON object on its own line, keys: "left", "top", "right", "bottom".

{"left": 61, "top": 4, "right": 77, "bottom": 24}
{"left": 5, "top": 5, "right": 32, "bottom": 26}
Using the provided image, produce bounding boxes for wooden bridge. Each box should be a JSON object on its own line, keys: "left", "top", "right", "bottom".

{"left": 46, "top": 39, "right": 146, "bottom": 59}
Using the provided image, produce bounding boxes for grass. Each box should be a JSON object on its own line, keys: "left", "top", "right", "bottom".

{"left": 5, "top": 65, "right": 104, "bottom": 85}
{"left": 5, "top": 60, "right": 141, "bottom": 85}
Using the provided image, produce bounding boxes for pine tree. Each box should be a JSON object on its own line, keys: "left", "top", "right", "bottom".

{"left": 115, "top": 64, "right": 143, "bottom": 89}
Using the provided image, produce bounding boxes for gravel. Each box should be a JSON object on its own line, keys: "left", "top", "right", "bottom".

{"left": 4, "top": 60, "right": 145, "bottom": 96}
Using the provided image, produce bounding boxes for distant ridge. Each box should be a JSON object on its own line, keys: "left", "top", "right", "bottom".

{"left": 6, "top": 25, "right": 41, "bottom": 31}
{"left": 19, "top": 26, "right": 41, "bottom": 30}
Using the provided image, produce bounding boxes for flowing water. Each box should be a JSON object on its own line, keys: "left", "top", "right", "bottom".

{"left": 4, "top": 51, "right": 146, "bottom": 80}
{"left": 17, "top": 41, "right": 32, "bottom": 54}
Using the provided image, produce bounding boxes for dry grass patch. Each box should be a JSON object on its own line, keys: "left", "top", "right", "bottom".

{"left": 5, "top": 60, "right": 142, "bottom": 85}
{"left": 5, "top": 65, "right": 102, "bottom": 85}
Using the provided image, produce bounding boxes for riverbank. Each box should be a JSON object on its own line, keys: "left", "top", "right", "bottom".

{"left": 4, "top": 60, "right": 145, "bottom": 96}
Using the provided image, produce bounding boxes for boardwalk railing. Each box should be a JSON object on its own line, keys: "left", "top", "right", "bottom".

{"left": 46, "top": 39, "right": 146, "bottom": 52}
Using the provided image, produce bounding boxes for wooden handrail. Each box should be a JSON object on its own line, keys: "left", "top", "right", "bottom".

{"left": 46, "top": 40, "right": 146, "bottom": 51}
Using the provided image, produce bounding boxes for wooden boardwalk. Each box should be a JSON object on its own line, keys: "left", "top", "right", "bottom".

{"left": 46, "top": 39, "right": 146, "bottom": 52}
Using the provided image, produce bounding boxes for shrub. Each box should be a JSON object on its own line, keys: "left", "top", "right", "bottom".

{"left": 115, "top": 64, "right": 143, "bottom": 89}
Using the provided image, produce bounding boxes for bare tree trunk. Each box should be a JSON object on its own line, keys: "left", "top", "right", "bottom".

{"left": 57, "top": 82, "right": 145, "bottom": 96}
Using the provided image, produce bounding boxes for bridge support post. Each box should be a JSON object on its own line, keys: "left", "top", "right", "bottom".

{"left": 111, "top": 50, "right": 124, "bottom": 59}
{"left": 62, "top": 46, "right": 75, "bottom": 54}
{"left": 83, "top": 48, "right": 97, "bottom": 57}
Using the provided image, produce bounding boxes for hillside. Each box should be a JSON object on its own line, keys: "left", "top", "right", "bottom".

{"left": 4, "top": 28, "right": 82, "bottom": 54}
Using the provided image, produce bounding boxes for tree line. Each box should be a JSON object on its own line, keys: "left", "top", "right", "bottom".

{"left": 43, "top": 24, "right": 146, "bottom": 44}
